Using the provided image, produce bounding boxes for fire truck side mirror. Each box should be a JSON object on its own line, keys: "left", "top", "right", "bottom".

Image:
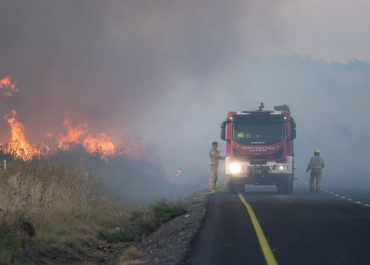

{"left": 220, "top": 121, "right": 227, "bottom": 140}
{"left": 291, "top": 120, "right": 297, "bottom": 139}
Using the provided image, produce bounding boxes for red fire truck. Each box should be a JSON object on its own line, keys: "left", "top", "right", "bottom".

{"left": 220, "top": 103, "right": 296, "bottom": 193}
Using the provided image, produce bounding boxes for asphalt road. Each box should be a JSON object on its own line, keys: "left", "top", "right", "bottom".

{"left": 184, "top": 179, "right": 370, "bottom": 265}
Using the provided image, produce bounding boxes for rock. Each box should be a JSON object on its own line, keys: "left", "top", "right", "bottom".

{"left": 138, "top": 190, "right": 207, "bottom": 265}
{"left": 99, "top": 256, "right": 109, "bottom": 263}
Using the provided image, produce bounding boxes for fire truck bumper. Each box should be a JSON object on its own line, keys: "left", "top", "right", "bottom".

{"left": 227, "top": 165, "right": 291, "bottom": 185}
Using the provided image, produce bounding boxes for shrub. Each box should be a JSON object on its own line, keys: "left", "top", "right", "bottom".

{"left": 150, "top": 200, "right": 187, "bottom": 226}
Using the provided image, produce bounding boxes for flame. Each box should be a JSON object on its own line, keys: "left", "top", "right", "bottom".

{"left": 83, "top": 134, "right": 116, "bottom": 157}
{"left": 1, "top": 114, "right": 154, "bottom": 162}
{"left": 56, "top": 119, "right": 155, "bottom": 161}
{"left": 0, "top": 75, "right": 154, "bottom": 162}
{"left": 57, "top": 119, "right": 88, "bottom": 150}
{"left": 0, "top": 75, "right": 18, "bottom": 97}
{"left": 3, "top": 110, "right": 47, "bottom": 160}
{"left": 57, "top": 118, "right": 117, "bottom": 158}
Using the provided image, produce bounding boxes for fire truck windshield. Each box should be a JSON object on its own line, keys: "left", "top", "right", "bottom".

{"left": 233, "top": 123, "right": 284, "bottom": 145}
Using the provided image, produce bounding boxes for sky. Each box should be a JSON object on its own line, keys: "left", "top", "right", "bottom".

{"left": 0, "top": 0, "right": 369, "bottom": 191}
{"left": 254, "top": 0, "right": 370, "bottom": 62}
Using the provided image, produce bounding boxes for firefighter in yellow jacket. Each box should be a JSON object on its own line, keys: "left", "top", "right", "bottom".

{"left": 209, "top": 141, "right": 225, "bottom": 192}
{"left": 306, "top": 148, "right": 325, "bottom": 193}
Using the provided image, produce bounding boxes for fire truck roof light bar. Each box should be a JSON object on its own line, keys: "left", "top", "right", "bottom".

{"left": 274, "top": 105, "right": 290, "bottom": 112}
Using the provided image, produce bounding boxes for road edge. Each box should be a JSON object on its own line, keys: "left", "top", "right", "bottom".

{"left": 139, "top": 190, "right": 208, "bottom": 265}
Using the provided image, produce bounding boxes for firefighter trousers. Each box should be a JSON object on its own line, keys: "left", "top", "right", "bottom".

{"left": 310, "top": 169, "right": 322, "bottom": 193}
{"left": 209, "top": 165, "right": 218, "bottom": 191}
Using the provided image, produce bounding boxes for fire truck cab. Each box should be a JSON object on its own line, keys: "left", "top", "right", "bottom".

{"left": 220, "top": 103, "right": 296, "bottom": 193}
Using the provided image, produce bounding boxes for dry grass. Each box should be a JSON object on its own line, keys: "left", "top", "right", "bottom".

{"left": 0, "top": 158, "right": 129, "bottom": 263}
{"left": 118, "top": 246, "right": 144, "bottom": 265}
{"left": 0, "top": 156, "right": 186, "bottom": 264}
{"left": 0, "top": 160, "right": 124, "bottom": 228}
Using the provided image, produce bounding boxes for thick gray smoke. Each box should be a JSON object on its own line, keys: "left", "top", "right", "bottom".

{"left": 0, "top": 0, "right": 278, "bottom": 135}
{"left": 1, "top": 0, "right": 369, "bottom": 194}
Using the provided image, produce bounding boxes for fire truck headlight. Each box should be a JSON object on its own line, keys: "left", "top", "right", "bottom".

{"left": 277, "top": 165, "right": 288, "bottom": 171}
{"left": 229, "top": 162, "right": 242, "bottom": 174}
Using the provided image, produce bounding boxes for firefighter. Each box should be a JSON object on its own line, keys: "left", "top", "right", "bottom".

{"left": 208, "top": 141, "right": 225, "bottom": 192}
{"left": 306, "top": 147, "right": 325, "bottom": 193}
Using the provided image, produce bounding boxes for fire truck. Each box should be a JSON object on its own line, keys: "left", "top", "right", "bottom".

{"left": 220, "top": 103, "right": 296, "bottom": 193}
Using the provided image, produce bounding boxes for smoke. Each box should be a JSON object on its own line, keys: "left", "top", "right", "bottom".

{"left": 0, "top": 1, "right": 283, "bottom": 122}
{"left": 1, "top": 0, "right": 370, "bottom": 194}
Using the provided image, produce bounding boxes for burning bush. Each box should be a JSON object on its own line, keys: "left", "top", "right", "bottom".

{"left": 1, "top": 109, "right": 154, "bottom": 162}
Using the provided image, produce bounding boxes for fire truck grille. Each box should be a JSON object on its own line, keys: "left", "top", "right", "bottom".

{"left": 233, "top": 148, "right": 283, "bottom": 161}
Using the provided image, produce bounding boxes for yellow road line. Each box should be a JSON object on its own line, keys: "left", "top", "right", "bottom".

{"left": 238, "top": 193, "right": 278, "bottom": 265}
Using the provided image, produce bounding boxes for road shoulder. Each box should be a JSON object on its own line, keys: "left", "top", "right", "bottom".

{"left": 139, "top": 191, "right": 208, "bottom": 265}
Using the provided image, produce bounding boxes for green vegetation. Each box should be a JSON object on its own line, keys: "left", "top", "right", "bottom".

{"left": 150, "top": 200, "right": 187, "bottom": 227}
{"left": 98, "top": 201, "right": 187, "bottom": 244}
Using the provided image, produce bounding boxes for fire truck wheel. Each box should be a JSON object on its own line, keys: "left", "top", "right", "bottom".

{"left": 276, "top": 176, "right": 291, "bottom": 194}
{"left": 227, "top": 180, "right": 245, "bottom": 193}
{"left": 283, "top": 175, "right": 294, "bottom": 194}
{"left": 289, "top": 175, "right": 294, "bottom": 193}
{"left": 227, "top": 181, "right": 236, "bottom": 194}
{"left": 276, "top": 182, "right": 284, "bottom": 194}
{"left": 236, "top": 182, "right": 245, "bottom": 193}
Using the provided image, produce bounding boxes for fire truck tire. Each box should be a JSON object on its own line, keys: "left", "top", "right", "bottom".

{"left": 227, "top": 181, "right": 236, "bottom": 193}
{"left": 289, "top": 175, "right": 294, "bottom": 193}
{"left": 276, "top": 182, "right": 284, "bottom": 194}
{"left": 277, "top": 175, "right": 292, "bottom": 194}
{"left": 227, "top": 179, "right": 245, "bottom": 193}
{"left": 235, "top": 182, "right": 245, "bottom": 193}
{"left": 283, "top": 175, "right": 293, "bottom": 194}
{"left": 282, "top": 180, "right": 289, "bottom": 194}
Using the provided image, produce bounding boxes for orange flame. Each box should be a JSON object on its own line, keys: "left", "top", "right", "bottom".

{"left": 3, "top": 110, "right": 47, "bottom": 160}
{"left": 0, "top": 75, "right": 153, "bottom": 162}
{"left": 83, "top": 134, "right": 117, "bottom": 157}
{"left": 57, "top": 119, "right": 117, "bottom": 158}
{"left": 1, "top": 114, "right": 154, "bottom": 162}
{"left": 0, "top": 75, "right": 18, "bottom": 97}
{"left": 57, "top": 119, "right": 88, "bottom": 150}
